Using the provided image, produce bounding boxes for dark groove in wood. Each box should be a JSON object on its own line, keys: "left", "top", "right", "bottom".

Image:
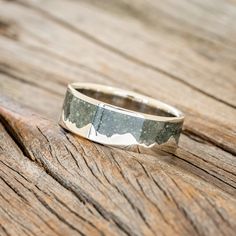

{"left": 0, "top": 69, "right": 62, "bottom": 97}
{"left": 32, "top": 191, "right": 85, "bottom": 236}
{"left": 183, "top": 130, "right": 236, "bottom": 156}
{"left": 173, "top": 153, "right": 236, "bottom": 194}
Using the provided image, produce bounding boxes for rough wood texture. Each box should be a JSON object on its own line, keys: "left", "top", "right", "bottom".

{"left": 0, "top": 0, "right": 236, "bottom": 235}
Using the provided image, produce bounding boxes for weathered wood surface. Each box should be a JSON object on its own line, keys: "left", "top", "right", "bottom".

{"left": 0, "top": 0, "right": 236, "bottom": 235}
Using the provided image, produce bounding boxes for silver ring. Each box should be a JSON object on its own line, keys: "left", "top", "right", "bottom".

{"left": 59, "top": 83, "right": 184, "bottom": 153}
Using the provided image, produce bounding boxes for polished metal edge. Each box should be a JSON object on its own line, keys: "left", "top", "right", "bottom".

{"left": 59, "top": 83, "right": 184, "bottom": 152}
{"left": 69, "top": 82, "right": 184, "bottom": 123}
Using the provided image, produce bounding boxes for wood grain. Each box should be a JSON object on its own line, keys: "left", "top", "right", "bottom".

{"left": 1, "top": 97, "right": 236, "bottom": 236}
{"left": 0, "top": 0, "right": 236, "bottom": 235}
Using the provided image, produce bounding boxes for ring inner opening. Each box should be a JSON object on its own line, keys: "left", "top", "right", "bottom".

{"left": 77, "top": 88, "right": 175, "bottom": 117}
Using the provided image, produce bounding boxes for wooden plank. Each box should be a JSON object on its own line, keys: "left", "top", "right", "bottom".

{"left": 1, "top": 68, "right": 236, "bottom": 196}
{"left": 1, "top": 98, "right": 236, "bottom": 236}
{"left": 0, "top": 0, "right": 235, "bottom": 193}
{"left": 0, "top": 0, "right": 236, "bottom": 235}
{"left": 0, "top": 1, "right": 235, "bottom": 155}
{"left": 17, "top": 0, "right": 236, "bottom": 107}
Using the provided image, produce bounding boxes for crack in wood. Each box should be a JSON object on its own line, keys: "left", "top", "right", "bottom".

{"left": 183, "top": 130, "right": 236, "bottom": 156}
{"left": 0, "top": 123, "right": 137, "bottom": 235}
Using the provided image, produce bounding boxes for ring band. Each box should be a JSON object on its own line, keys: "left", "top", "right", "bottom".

{"left": 59, "top": 83, "right": 184, "bottom": 153}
